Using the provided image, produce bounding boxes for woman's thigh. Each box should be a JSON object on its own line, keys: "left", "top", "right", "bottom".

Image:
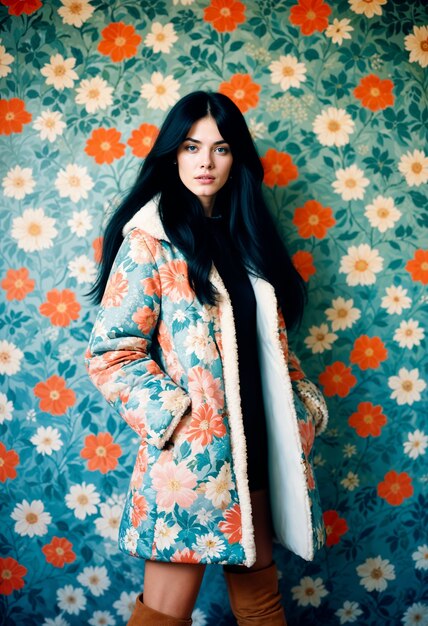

{"left": 143, "top": 560, "right": 206, "bottom": 619}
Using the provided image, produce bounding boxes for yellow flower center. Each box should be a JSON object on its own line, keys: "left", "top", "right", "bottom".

{"left": 168, "top": 479, "right": 181, "bottom": 491}
{"left": 282, "top": 66, "right": 294, "bottom": 77}
{"left": 13, "top": 177, "right": 24, "bottom": 187}
{"left": 377, "top": 208, "right": 389, "bottom": 218}
{"left": 337, "top": 308, "right": 347, "bottom": 318}
{"left": 26, "top": 512, "right": 38, "bottom": 524}
{"left": 88, "top": 89, "right": 100, "bottom": 99}
{"left": 156, "top": 85, "right": 166, "bottom": 95}
{"left": 43, "top": 437, "right": 53, "bottom": 445}
{"left": 6, "top": 112, "right": 15, "bottom": 121}
{"left": 272, "top": 164, "right": 282, "bottom": 174}
{"left": 89, "top": 575, "right": 100, "bottom": 584}
{"left": 77, "top": 494, "right": 89, "bottom": 505}
{"left": 199, "top": 420, "right": 209, "bottom": 431}
{"left": 328, "top": 120, "right": 340, "bottom": 131}
{"left": 402, "top": 380, "right": 413, "bottom": 392}
{"left": 411, "top": 162, "right": 422, "bottom": 174}
{"left": 101, "top": 141, "right": 111, "bottom": 151}
{"left": 305, "top": 586, "right": 315, "bottom": 596}
{"left": 371, "top": 567, "right": 383, "bottom": 579}
{"left": 96, "top": 446, "right": 107, "bottom": 457}
{"left": 2, "top": 569, "right": 12, "bottom": 580}
{"left": 355, "top": 260, "right": 368, "bottom": 272}
{"left": 421, "top": 39, "right": 428, "bottom": 52}
{"left": 0, "top": 459, "right": 4, "bottom": 467}
{"left": 316, "top": 332, "right": 325, "bottom": 341}
{"left": 115, "top": 36, "right": 126, "bottom": 47}
{"left": 156, "top": 33, "right": 166, "bottom": 41}
{"left": 370, "top": 87, "right": 380, "bottom": 97}
{"left": 0, "top": 352, "right": 10, "bottom": 364}
{"left": 422, "top": 262, "right": 428, "bottom": 271}
{"left": 220, "top": 7, "right": 231, "bottom": 17}
{"left": 109, "top": 517, "right": 120, "bottom": 528}
{"left": 50, "top": 390, "right": 60, "bottom": 400}
{"left": 28, "top": 222, "right": 42, "bottom": 236}
{"left": 364, "top": 413, "right": 373, "bottom": 424}
{"left": 345, "top": 178, "right": 357, "bottom": 188}
{"left": 364, "top": 348, "right": 374, "bottom": 357}
{"left": 54, "top": 65, "right": 66, "bottom": 76}
{"left": 306, "top": 10, "right": 316, "bottom": 19}
{"left": 69, "top": 2, "right": 83, "bottom": 14}
{"left": 57, "top": 303, "right": 67, "bottom": 313}
{"left": 68, "top": 175, "right": 80, "bottom": 187}
{"left": 15, "top": 279, "right": 24, "bottom": 288}
{"left": 309, "top": 214, "right": 320, "bottom": 225}
{"left": 234, "top": 89, "right": 245, "bottom": 100}
{"left": 56, "top": 547, "right": 65, "bottom": 556}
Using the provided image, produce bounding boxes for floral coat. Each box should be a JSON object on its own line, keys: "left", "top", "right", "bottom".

{"left": 85, "top": 197, "right": 329, "bottom": 567}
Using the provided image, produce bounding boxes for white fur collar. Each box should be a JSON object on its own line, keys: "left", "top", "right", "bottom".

{"left": 122, "top": 194, "right": 170, "bottom": 242}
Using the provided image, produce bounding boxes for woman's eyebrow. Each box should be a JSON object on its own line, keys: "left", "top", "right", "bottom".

{"left": 183, "top": 137, "right": 228, "bottom": 144}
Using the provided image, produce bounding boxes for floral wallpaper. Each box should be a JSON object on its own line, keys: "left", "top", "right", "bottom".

{"left": 0, "top": 0, "right": 427, "bottom": 625}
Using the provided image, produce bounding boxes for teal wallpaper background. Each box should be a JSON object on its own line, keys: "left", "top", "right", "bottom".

{"left": 1, "top": 0, "right": 427, "bottom": 625}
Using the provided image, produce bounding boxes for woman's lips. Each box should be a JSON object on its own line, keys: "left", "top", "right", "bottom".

{"left": 195, "top": 176, "right": 215, "bottom": 184}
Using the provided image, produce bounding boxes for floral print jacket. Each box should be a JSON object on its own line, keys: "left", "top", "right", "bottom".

{"left": 85, "top": 197, "right": 329, "bottom": 566}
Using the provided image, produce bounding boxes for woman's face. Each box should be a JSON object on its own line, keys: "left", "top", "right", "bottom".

{"left": 176, "top": 116, "right": 233, "bottom": 215}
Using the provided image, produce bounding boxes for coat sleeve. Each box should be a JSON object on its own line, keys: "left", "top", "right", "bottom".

{"left": 85, "top": 230, "right": 191, "bottom": 449}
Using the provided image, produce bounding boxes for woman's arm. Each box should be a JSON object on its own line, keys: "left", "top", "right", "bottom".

{"left": 85, "top": 230, "right": 191, "bottom": 449}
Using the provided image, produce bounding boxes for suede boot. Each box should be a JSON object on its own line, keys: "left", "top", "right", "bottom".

{"left": 224, "top": 562, "right": 287, "bottom": 625}
{"left": 127, "top": 593, "right": 193, "bottom": 626}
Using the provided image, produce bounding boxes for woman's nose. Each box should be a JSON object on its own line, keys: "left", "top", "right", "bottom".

{"left": 200, "top": 149, "right": 214, "bottom": 168}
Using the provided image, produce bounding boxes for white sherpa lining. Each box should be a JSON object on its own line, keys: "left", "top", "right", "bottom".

{"left": 250, "top": 276, "right": 314, "bottom": 561}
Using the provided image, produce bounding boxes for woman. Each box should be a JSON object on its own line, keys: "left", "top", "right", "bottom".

{"left": 86, "top": 91, "right": 329, "bottom": 626}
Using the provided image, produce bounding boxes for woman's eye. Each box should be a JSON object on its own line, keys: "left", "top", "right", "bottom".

{"left": 185, "top": 144, "right": 197, "bottom": 152}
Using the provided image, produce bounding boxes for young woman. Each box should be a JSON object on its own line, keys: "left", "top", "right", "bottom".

{"left": 86, "top": 91, "right": 329, "bottom": 626}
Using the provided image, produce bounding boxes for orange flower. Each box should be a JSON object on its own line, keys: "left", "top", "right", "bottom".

{"left": 219, "top": 74, "right": 260, "bottom": 113}
{"left": 39, "top": 289, "right": 81, "bottom": 327}
{"left": 171, "top": 548, "right": 201, "bottom": 563}
{"left": 377, "top": 471, "right": 413, "bottom": 506}
{"left": 354, "top": 74, "right": 394, "bottom": 111}
{"left": 323, "top": 510, "right": 348, "bottom": 546}
{"left": 261, "top": 149, "right": 298, "bottom": 187}
{"left": 0, "top": 98, "right": 32, "bottom": 135}
{"left": 0, "top": 557, "right": 27, "bottom": 595}
{"left": 219, "top": 504, "right": 242, "bottom": 543}
{"left": 0, "top": 442, "right": 19, "bottom": 482}
{"left": 292, "top": 250, "right": 316, "bottom": 282}
{"left": 348, "top": 402, "right": 387, "bottom": 438}
{"left": 299, "top": 420, "right": 315, "bottom": 458}
{"left": 85, "top": 128, "right": 126, "bottom": 165}
{"left": 131, "top": 492, "right": 148, "bottom": 528}
{"left": 98, "top": 22, "right": 142, "bottom": 62}
{"left": 319, "top": 361, "right": 357, "bottom": 397}
{"left": 92, "top": 236, "right": 103, "bottom": 264}
{"left": 1, "top": 267, "right": 35, "bottom": 301}
{"left": 1, "top": 0, "right": 41, "bottom": 16}
{"left": 186, "top": 405, "right": 227, "bottom": 446}
{"left": 159, "top": 260, "right": 193, "bottom": 302}
{"left": 350, "top": 335, "right": 388, "bottom": 370}
{"left": 34, "top": 375, "right": 76, "bottom": 416}
{"left": 102, "top": 271, "right": 129, "bottom": 308}
{"left": 405, "top": 249, "right": 428, "bottom": 285}
{"left": 293, "top": 200, "right": 336, "bottom": 239}
{"left": 128, "top": 123, "right": 159, "bottom": 158}
{"left": 42, "top": 537, "right": 76, "bottom": 568}
{"left": 203, "top": 0, "right": 246, "bottom": 32}
{"left": 132, "top": 306, "right": 158, "bottom": 335}
{"left": 289, "top": 0, "right": 331, "bottom": 36}
{"left": 80, "top": 432, "right": 122, "bottom": 474}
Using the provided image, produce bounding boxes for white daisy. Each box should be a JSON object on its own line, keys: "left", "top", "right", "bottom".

{"left": 88, "top": 611, "right": 116, "bottom": 626}
{"left": 365, "top": 195, "right": 402, "bottom": 232}
{"left": 11, "top": 499, "right": 52, "bottom": 537}
{"left": 123, "top": 526, "right": 139, "bottom": 552}
{"left": 313, "top": 107, "right": 355, "bottom": 147}
{"left": 339, "top": 243, "right": 383, "bottom": 286}
{"left": 55, "top": 163, "right": 94, "bottom": 202}
{"left": 68, "top": 255, "right": 97, "bottom": 284}
{"left": 33, "top": 110, "right": 66, "bottom": 142}
{"left": 196, "top": 508, "right": 212, "bottom": 524}
{"left": 77, "top": 565, "right": 111, "bottom": 597}
{"left": 412, "top": 544, "right": 428, "bottom": 571}
{"left": 2, "top": 165, "right": 35, "bottom": 200}
{"left": 67, "top": 208, "right": 93, "bottom": 237}
{"left": 291, "top": 576, "right": 328, "bottom": 607}
{"left": 388, "top": 368, "right": 426, "bottom": 405}
{"left": 398, "top": 149, "right": 428, "bottom": 187}
{"left": 402, "top": 602, "right": 428, "bottom": 626}
{"left": 145, "top": 22, "right": 178, "bottom": 54}
{"left": 304, "top": 323, "right": 338, "bottom": 353}
{"left": 394, "top": 319, "right": 424, "bottom": 349}
{"left": 40, "top": 54, "right": 78, "bottom": 90}
{"left": 0, "top": 340, "right": 24, "bottom": 376}
{"left": 340, "top": 471, "right": 360, "bottom": 491}
{"left": 194, "top": 533, "right": 225, "bottom": 560}
{"left": 0, "top": 42, "right": 14, "bottom": 77}
{"left": 159, "top": 387, "right": 190, "bottom": 416}
{"left": 332, "top": 164, "right": 370, "bottom": 201}
{"left": 325, "top": 18, "right": 353, "bottom": 45}
{"left": 191, "top": 608, "right": 208, "bottom": 626}
{"left": 58, "top": 0, "right": 95, "bottom": 28}
{"left": 248, "top": 118, "right": 267, "bottom": 140}
{"left": 269, "top": 55, "right": 307, "bottom": 91}
{"left": 348, "top": 0, "right": 387, "bottom": 18}
{"left": 380, "top": 285, "right": 412, "bottom": 315}
{"left": 12, "top": 207, "right": 58, "bottom": 252}
{"left": 112, "top": 591, "right": 138, "bottom": 621}
{"left": 184, "top": 322, "right": 217, "bottom": 364}
{"left": 154, "top": 518, "right": 181, "bottom": 550}
{"left": 42, "top": 616, "right": 70, "bottom": 626}
{"left": 94, "top": 503, "right": 122, "bottom": 540}
{"left": 404, "top": 25, "right": 428, "bottom": 69}
{"left": 357, "top": 556, "right": 395, "bottom": 592}
{"left": 404, "top": 430, "right": 428, "bottom": 460}
{"left": 325, "top": 297, "right": 361, "bottom": 331}
{"left": 65, "top": 482, "right": 100, "bottom": 519}
{"left": 75, "top": 76, "right": 114, "bottom": 113}
{"left": 30, "top": 426, "right": 63, "bottom": 455}
{"left": 57, "top": 585, "right": 87, "bottom": 615}
{"left": 343, "top": 443, "right": 357, "bottom": 458}
{"left": 336, "top": 600, "right": 363, "bottom": 624}
{"left": 0, "top": 392, "right": 13, "bottom": 424}
{"left": 140, "top": 72, "right": 180, "bottom": 111}
{"left": 204, "top": 462, "right": 233, "bottom": 508}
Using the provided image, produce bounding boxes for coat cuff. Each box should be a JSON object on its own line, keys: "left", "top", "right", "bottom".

{"left": 146, "top": 393, "right": 192, "bottom": 449}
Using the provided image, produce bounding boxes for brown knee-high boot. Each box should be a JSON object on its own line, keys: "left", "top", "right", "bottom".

{"left": 224, "top": 562, "right": 287, "bottom": 625}
{"left": 127, "top": 593, "right": 193, "bottom": 626}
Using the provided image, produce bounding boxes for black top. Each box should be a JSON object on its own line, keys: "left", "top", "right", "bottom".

{"left": 206, "top": 214, "right": 269, "bottom": 491}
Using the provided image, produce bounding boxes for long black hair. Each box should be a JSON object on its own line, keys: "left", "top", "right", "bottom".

{"left": 89, "top": 91, "right": 306, "bottom": 330}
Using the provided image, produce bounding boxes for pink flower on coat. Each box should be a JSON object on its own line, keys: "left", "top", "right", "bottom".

{"left": 128, "top": 230, "right": 154, "bottom": 264}
{"left": 188, "top": 366, "right": 224, "bottom": 410}
{"left": 218, "top": 504, "right": 242, "bottom": 544}
{"left": 299, "top": 420, "right": 315, "bottom": 458}
{"left": 132, "top": 305, "right": 159, "bottom": 334}
{"left": 122, "top": 408, "right": 147, "bottom": 439}
{"left": 186, "top": 405, "right": 227, "bottom": 446}
{"left": 150, "top": 460, "right": 198, "bottom": 511}
{"left": 171, "top": 548, "right": 202, "bottom": 563}
{"left": 131, "top": 491, "right": 148, "bottom": 528}
{"left": 159, "top": 260, "right": 194, "bottom": 302}
{"left": 130, "top": 445, "right": 148, "bottom": 489}
{"left": 102, "top": 271, "right": 129, "bottom": 307}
